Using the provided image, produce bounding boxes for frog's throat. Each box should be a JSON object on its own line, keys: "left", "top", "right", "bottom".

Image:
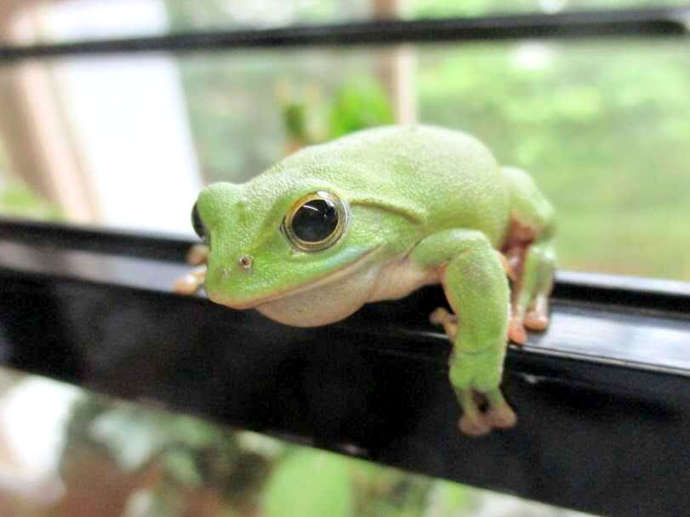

{"left": 207, "top": 246, "right": 383, "bottom": 311}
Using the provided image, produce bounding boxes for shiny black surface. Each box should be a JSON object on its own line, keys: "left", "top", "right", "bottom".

{"left": 0, "top": 221, "right": 689, "bottom": 515}
{"left": 0, "top": 6, "right": 688, "bottom": 61}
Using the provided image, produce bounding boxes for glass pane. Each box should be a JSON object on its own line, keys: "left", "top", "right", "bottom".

{"left": 1, "top": 38, "right": 688, "bottom": 279}
{"left": 416, "top": 39, "right": 690, "bottom": 280}
{"left": 0, "top": 366, "right": 593, "bottom": 516}
{"left": 172, "top": 40, "right": 690, "bottom": 280}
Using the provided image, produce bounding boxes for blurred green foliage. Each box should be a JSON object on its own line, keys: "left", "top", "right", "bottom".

{"left": 165, "top": 0, "right": 690, "bottom": 279}
{"left": 328, "top": 79, "right": 395, "bottom": 138}
{"left": 280, "top": 78, "right": 395, "bottom": 148}
{"left": 416, "top": 40, "right": 690, "bottom": 279}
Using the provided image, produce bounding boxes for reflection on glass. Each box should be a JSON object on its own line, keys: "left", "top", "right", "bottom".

{"left": 0, "top": 367, "right": 592, "bottom": 516}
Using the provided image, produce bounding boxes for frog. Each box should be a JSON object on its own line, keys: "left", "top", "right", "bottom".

{"left": 176, "top": 125, "right": 556, "bottom": 436}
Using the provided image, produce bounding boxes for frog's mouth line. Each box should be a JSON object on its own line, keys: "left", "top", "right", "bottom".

{"left": 207, "top": 246, "right": 382, "bottom": 310}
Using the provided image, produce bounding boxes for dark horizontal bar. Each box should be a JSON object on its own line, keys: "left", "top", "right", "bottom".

{"left": 0, "top": 6, "right": 688, "bottom": 61}
{"left": 0, "top": 217, "right": 193, "bottom": 263}
{"left": 0, "top": 220, "right": 689, "bottom": 515}
{"left": 2, "top": 217, "right": 688, "bottom": 316}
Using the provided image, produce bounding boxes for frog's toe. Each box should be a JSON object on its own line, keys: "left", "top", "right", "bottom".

{"left": 173, "top": 269, "right": 205, "bottom": 295}
{"left": 508, "top": 318, "right": 527, "bottom": 345}
{"left": 485, "top": 404, "right": 517, "bottom": 429}
{"left": 524, "top": 294, "right": 550, "bottom": 331}
{"left": 458, "top": 414, "right": 491, "bottom": 436}
{"left": 186, "top": 244, "right": 209, "bottom": 265}
{"left": 430, "top": 307, "right": 456, "bottom": 326}
{"left": 525, "top": 311, "right": 549, "bottom": 331}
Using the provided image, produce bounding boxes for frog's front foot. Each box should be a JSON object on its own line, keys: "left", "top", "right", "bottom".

{"left": 450, "top": 350, "right": 516, "bottom": 436}
{"left": 186, "top": 244, "right": 209, "bottom": 265}
{"left": 174, "top": 268, "right": 206, "bottom": 295}
{"left": 455, "top": 387, "right": 516, "bottom": 436}
{"left": 524, "top": 294, "right": 549, "bottom": 330}
{"left": 173, "top": 244, "right": 209, "bottom": 295}
{"left": 483, "top": 388, "right": 517, "bottom": 428}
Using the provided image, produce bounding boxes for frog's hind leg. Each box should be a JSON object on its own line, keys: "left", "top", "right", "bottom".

{"left": 521, "top": 241, "right": 556, "bottom": 330}
{"left": 509, "top": 239, "right": 555, "bottom": 339}
{"left": 501, "top": 167, "right": 556, "bottom": 344}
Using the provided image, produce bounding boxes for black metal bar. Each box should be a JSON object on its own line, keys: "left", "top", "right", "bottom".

{"left": 0, "top": 221, "right": 689, "bottom": 515}
{"left": 2, "top": 217, "right": 689, "bottom": 315}
{"left": 0, "top": 6, "right": 688, "bottom": 61}
{"left": 0, "top": 217, "right": 192, "bottom": 263}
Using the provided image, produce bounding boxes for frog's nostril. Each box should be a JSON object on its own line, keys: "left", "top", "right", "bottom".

{"left": 239, "top": 255, "right": 254, "bottom": 270}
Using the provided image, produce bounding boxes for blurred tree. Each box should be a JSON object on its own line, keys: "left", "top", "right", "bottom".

{"left": 414, "top": 40, "right": 690, "bottom": 278}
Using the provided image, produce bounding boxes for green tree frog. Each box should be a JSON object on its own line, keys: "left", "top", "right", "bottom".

{"left": 177, "top": 125, "right": 555, "bottom": 436}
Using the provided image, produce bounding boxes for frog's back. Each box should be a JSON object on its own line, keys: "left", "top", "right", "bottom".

{"left": 263, "top": 125, "right": 510, "bottom": 246}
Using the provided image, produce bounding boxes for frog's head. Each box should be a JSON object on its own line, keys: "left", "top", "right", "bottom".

{"left": 192, "top": 177, "right": 415, "bottom": 327}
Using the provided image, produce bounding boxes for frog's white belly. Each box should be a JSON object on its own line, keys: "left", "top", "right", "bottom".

{"left": 367, "top": 257, "right": 439, "bottom": 302}
{"left": 256, "top": 256, "right": 438, "bottom": 327}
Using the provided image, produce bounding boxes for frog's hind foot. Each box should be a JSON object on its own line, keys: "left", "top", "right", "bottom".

{"left": 524, "top": 294, "right": 550, "bottom": 330}
{"left": 508, "top": 317, "right": 527, "bottom": 345}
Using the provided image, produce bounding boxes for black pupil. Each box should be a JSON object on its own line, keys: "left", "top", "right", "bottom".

{"left": 292, "top": 199, "right": 338, "bottom": 242}
{"left": 191, "top": 203, "right": 206, "bottom": 239}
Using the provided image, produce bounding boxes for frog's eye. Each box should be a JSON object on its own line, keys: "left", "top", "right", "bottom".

{"left": 283, "top": 191, "right": 347, "bottom": 251}
{"left": 191, "top": 202, "right": 206, "bottom": 240}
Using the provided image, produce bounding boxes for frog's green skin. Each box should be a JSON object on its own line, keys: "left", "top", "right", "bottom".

{"left": 194, "top": 125, "right": 555, "bottom": 436}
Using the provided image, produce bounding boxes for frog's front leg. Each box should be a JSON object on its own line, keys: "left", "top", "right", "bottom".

{"left": 173, "top": 244, "right": 209, "bottom": 295}
{"left": 410, "top": 230, "right": 515, "bottom": 436}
